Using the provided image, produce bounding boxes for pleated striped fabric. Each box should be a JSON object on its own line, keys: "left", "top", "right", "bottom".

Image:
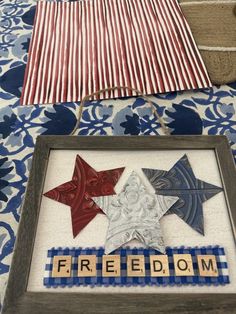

{"left": 21, "top": 0, "right": 212, "bottom": 105}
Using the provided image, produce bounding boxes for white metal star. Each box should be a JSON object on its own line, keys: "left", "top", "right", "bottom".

{"left": 92, "top": 171, "right": 178, "bottom": 254}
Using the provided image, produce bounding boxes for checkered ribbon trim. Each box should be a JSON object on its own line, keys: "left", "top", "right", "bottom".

{"left": 44, "top": 246, "right": 229, "bottom": 287}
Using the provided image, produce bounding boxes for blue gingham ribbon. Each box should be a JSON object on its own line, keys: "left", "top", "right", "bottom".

{"left": 44, "top": 246, "right": 229, "bottom": 287}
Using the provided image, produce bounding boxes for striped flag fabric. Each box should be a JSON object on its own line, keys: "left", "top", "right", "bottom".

{"left": 21, "top": 0, "right": 212, "bottom": 105}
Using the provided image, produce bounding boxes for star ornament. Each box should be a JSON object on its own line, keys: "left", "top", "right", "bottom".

{"left": 44, "top": 155, "right": 125, "bottom": 237}
{"left": 92, "top": 171, "right": 179, "bottom": 254}
{"left": 142, "top": 154, "right": 223, "bottom": 235}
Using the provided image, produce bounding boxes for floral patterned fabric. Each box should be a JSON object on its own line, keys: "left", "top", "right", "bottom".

{"left": 0, "top": 0, "right": 236, "bottom": 310}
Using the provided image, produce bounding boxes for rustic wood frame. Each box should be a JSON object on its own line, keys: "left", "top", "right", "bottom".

{"left": 3, "top": 135, "right": 236, "bottom": 314}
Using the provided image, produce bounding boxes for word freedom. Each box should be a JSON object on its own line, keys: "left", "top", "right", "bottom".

{"left": 52, "top": 254, "right": 219, "bottom": 278}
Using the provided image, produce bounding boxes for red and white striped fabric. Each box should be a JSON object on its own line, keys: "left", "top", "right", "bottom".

{"left": 21, "top": 0, "right": 212, "bottom": 105}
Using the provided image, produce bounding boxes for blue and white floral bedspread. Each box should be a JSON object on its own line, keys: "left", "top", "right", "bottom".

{"left": 0, "top": 0, "right": 236, "bottom": 309}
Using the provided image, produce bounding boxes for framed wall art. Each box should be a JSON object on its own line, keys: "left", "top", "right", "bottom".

{"left": 2, "top": 135, "right": 236, "bottom": 313}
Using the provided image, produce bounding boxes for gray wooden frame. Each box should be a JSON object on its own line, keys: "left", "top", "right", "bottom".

{"left": 3, "top": 135, "right": 236, "bottom": 314}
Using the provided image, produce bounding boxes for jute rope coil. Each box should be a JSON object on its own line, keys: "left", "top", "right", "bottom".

{"left": 70, "top": 86, "right": 170, "bottom": 136}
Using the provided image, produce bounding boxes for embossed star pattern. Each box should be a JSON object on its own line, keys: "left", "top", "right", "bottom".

{"left": 44, "top": 155, "right": 124, "bottom": 237}
{"left": 93, "top": 171, "right": 178, "bottom": 254}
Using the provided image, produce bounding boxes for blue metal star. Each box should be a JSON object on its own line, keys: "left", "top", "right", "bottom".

{"left": 142, "top": 155, "right": 222, "bottom": 235}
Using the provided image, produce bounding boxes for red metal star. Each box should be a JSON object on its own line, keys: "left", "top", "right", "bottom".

{"left": 44, "top": 155, "right": 124, "bottom": 237}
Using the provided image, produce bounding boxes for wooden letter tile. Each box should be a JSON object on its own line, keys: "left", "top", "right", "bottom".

{"left": 127, "top": 255, "right": 145, "bottom": 277}
{"left": 173, "top": 254, "right": 194, "bottom": 276}
{"left": 150, "top": 255, "right": 170, "bottom": 277}
{"left": 52, "top": 255, "right": 72, "bottom": 278}
{"left": 197, "top": 255, "right": 219, "bottom": 277}
{"left": 102, "top": 255, "right": 120, "bottom": 277}
{"left": 78, "top": 255, "right": 97, "bottom": 277}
